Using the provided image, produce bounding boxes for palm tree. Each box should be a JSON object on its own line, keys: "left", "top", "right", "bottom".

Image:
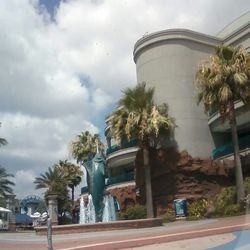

{"left": 0, "top": 123, "right": 7, "bottom": 147}
{"left": 70, "top": 131, "right": 104, "bottom": 163}
{"left": 55, "top": 160, "right": 83, "bottom": 205}
{"left": 0, "top": 167, "right": 15, "bottom": 197}
{"left": 108, "top": 82, "right": 175, "bottom": 218}
{"left": 0, "top": 138, "right": 7, "bottom": 147}
{"left": 34, "top": 166, "right": 68, "bottom": 196}
{"left": 195, "top": 45, "right": 250, "bottom": 203}
{"left": 34, "top": 166, "right": 71, "bottom": 216}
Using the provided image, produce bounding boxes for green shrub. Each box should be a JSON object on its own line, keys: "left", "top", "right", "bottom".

{"left": 162, "top": 208, "right": 175, "bottom": 223}
{"left": 117, "top": 212, "right": 127, "bottom": 220}
{"left": 213, "top": 186, "right": 237, "bottom": 215}
{"left": 244, "top": 177, "right": 250, "bottom": 194}
{"left": 188, "top": 199, "right": 208, "bottom": 219}
{"left": 211, "top": 186, "right": 247, "bottom": 217}
{"left": 224, "top": 204, "right": 242, "bottom": 216}
{"left": 126, "top": 205, "right": 146, "bottom": 220}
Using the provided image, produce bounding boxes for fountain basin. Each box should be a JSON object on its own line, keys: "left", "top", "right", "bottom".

{"left": 35, "top": 218, "right": 163, "bottom": 235}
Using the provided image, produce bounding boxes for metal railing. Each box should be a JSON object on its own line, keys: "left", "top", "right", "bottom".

{"left": 106, "top": 138, "right": 138, "bottom": 155}
{"left": 212, "top": 134, "right": 250, "bottom": 159}
{"left": 208, "top": 100, "right": 242, "bottom": 119}
{"left": 106, "top": 172, "right": 134, "bottom": 186}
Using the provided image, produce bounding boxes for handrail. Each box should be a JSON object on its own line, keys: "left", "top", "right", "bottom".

{"left": 208, "top": 100, "right": 243, "bottom": 119}
{"left": 106, "top": 172, "right": 134, "bottom": 186}
{"left": 212, "top": 134, "right": 250, "bottom": 159}
{"left": 106, "top": 138, "right": 138, "bottom": 155}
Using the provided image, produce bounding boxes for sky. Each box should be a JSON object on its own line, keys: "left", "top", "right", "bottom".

{"left": 0, "top": 0, "right": 249, "bottom": 200}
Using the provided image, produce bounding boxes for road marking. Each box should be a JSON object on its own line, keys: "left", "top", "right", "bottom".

{"left": 59, "top": 223, "right": 250, "bottom": 250}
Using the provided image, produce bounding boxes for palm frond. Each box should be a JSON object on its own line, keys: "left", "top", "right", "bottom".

{"left": 0, "top": 167, "right": 14, "bottom": 196}
{"left": 195, "top": 45, "right": 250, "bottom": 117}
{"left": 0, "top": 138, "right": 7, "bottom": 147}
{"left": 70, "top": 131, "right": 104, "bottom": 162}
{"left": 109, "top": 83, "right": 175, "bottom": 145}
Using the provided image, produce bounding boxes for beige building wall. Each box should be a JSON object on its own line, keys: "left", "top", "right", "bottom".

{"left": 133, "top": 13, "right": 250, "bottom": 157}
{"left": 134, "top": 32, "right": 220, "bottom": 157}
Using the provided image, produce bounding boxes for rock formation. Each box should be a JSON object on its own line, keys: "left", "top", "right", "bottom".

{"left": 135, "top": 148, "right": 250, "bottom": 215}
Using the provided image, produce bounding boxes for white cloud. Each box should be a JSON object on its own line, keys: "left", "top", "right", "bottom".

{"left": 12, "top": 170, "right": 42, "bottom": 198}
{"left": 0, "top": 0, "right": 249, "bottom": 198}
{"left": 91, "top": 88, "right": 113, "bottom": 112}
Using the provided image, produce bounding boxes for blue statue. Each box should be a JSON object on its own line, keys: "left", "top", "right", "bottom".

{"left": 83, "top": 144, "right": 106, "bottom": 222}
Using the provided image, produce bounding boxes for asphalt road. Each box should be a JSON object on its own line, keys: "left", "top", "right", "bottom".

{"left": 0, "top": 215, "right": 250, "bottom": 250}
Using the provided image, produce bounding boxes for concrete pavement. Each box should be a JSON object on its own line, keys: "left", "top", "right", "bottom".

{"left": 124, "top": 230, "right": 250, "bottom": 250}
{"left": 0, "top": 215, "right": 250, "bottom": 250}
{"left": 124, "top": 233, "right": 236, "bottom": 249}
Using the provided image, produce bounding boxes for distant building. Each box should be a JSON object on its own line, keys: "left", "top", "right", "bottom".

{"left": 20, "top": 195, "right": 42, "bottom": 215}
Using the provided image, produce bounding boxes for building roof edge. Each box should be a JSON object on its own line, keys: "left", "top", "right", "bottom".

{"left": 133, "top": 29, "right": 221, "bottom": 63}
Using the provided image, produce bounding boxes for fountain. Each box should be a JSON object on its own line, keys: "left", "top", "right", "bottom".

{"left": 86, "top": 194, "right": 96, "bottom": 223}
{"left": 35, "top": 149, "right": 163, "bottom": 235}
{"left": 102, "top": 194, "right": 116, "bottom": 222}
{"left": 82, "top": 147, "right": 106, "bottom": 222}
{"left": 79, "top": 196, "right": 85, "bottom": 224}
{"left": 79, "top": 193, "right": 116, "bottom": 224}
{"left": 34, "top": 141, "right": 163, "bottom": 235}
{"left": 78, "top": 139, "right": 117, "bottom": 223}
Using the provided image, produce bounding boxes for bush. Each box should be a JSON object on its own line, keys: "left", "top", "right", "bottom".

{"left": 242, "top": 178, "right": 250, "bottom": 212}
{"left": 126, "top": 205, "right": 146, "bottom": 220}
{"left": 162, "top": 208, "right": 175, "bottom": 223}
{"left": 211, "top": 186, "right": 247, "bottom": 217}
{"left": 244, "top": 177, "right": 250, "bottom": 194}
{"left": 213, "top": 186, "right": 237, "bottom": 215}
{"left": 117, "top": 212, "right": 127, "bottom": 220}
{"left": 188, "top": 199, "right": 208, "bottom": 219}
{"left": 224, "top": 204, "right": 242, "bottom": 216}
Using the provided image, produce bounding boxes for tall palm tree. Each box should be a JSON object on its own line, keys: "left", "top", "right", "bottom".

{"left": 34, "top": 166, "right": 68, "bottom": 196}
{"left": 195, "top": 45, "right": 250, "bottom": 203}
{"left": 55, "top": 160, "right": 83, "bottom": 205}
{"left": 0, "top": 167, "right": 15, "bottom": 197}
{"left": 70, "top": 131, "right": 104, "bottom": 163}
{"left": 108, "top": 82, "right": 175, "bottom": 218}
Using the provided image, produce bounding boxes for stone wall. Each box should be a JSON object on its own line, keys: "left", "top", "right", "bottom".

{"left": 107, "top": 184, "right": 136, "bottom": 212}
{"left": 135, "top": 148, "right": 250, "bottom": 215}
{"left": 35, "top": 218, "right": 163, "bottom": 235}
{"left": 105, "top": 149, "right": 250, "bottom": 215}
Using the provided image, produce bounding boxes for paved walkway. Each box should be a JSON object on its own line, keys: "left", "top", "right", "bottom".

{"left": 124, "top": 230, "right": 250, "bottom": 249}
{"left": 0, "top": 215, "right": 250, "bottom": 250}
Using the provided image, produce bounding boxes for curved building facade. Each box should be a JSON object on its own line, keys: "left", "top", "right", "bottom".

{"left": 134, "top": 30, "right": 219, "bottom": 157}
{"left": 86, "top": 13, "right": 250, "bottom": 214}
{"left": 133, "top": 12, "right": 250, "bottom": 158}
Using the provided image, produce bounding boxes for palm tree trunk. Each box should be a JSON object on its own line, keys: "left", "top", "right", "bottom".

{"left": 72, "top": 186, "right": 74, "bottom": 206}
{"left": 229, "top": 100, "right": 244, "bottom": 203}
{"left": 71, "top": 186, "right": 75, "bottom": 223}
{"left": 143, "top": 145, "right": 154, "bottom": 218}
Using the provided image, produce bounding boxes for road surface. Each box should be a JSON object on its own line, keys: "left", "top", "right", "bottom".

{"left": 0, "top": 215, "right": 249, "bottom": 250}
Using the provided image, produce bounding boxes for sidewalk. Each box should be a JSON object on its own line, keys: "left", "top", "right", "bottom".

{"left": 0, "top": 214, "right": 250, "bottom": 250}
{"left": 124, "top": 230, "right": 250, "bottom": 249}
{"left": 124, "top": 233, "right": 236, "bottom": 250}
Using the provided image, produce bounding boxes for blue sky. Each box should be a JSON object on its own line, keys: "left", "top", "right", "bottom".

{"left": 39, "top": 0, "right": 61, "bottom": 17}
{"left": 0, "top": 0, "right": 249, "bottom": 199}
